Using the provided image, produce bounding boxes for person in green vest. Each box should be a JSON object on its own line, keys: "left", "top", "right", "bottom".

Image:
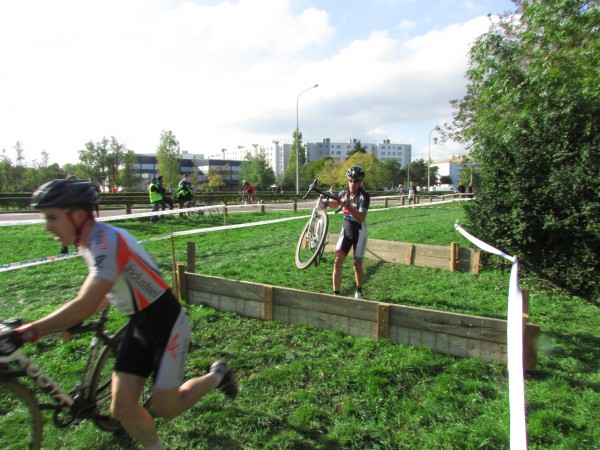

{"left": 149, "top": 177, "right": 163, "bottom": 223}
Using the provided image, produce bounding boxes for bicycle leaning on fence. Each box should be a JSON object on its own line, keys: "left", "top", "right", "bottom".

{"left": 295, "top": 179, "right": 341, "bottom": 270}
{"left": 0, "top": 307, "right": 139, "bottom": 450}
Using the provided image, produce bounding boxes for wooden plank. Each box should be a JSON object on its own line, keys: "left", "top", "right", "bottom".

{"left": 187, "top": 274, "right": 266, "bottom": 302}
{"left": 273, "top": 288, "right": 378, "bottom": 322}
{"left": 389, "top": 304, "right": 508, "bottom": 343}
{"left": 184, "top": 273, "right": 538, "bottom": 370}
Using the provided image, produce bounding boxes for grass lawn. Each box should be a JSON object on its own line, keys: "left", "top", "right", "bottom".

{"left": 0, "top": 204, "right": 598, "bottom": 449}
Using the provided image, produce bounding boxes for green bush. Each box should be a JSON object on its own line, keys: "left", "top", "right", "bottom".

{"left": 451, "top": 0, "right": 600, "bottom": 302}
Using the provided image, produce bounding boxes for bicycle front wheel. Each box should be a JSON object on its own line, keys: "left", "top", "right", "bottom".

{"left": 88, "top": 327, "right": 125, "bottom": 433}
{"left": 0, "top": 379, "right": 44, "bottom": 450}
{"left": 295, "top": 210, "right": 329, "bottom": 270}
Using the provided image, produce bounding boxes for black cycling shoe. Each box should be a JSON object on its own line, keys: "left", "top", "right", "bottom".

{"left": 210, "top": 360, "right": 238, "bottom": 400}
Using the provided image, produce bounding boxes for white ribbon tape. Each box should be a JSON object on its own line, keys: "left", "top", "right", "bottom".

{"left": 455, "top": 222, "right": 527, "bottom": 450}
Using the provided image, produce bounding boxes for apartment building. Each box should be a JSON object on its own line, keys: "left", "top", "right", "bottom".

{"left": 307, "top": 138, "right": 411, "bottom": 168}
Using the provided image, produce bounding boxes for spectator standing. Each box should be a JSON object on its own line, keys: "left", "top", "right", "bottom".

{"left": 148, "top": 177, "right": 163, "bottom": 223}
{"left": 457, "top": 182, "right": 466, "bottom": 196}
{"left": 157, "top": 176, "right": 174, "bottom": 211}
{"left": 407, "top": 182, "right": 417, "bottom": 205}
{"left": 467, "top": 182, "right": 474, "bottom": 197}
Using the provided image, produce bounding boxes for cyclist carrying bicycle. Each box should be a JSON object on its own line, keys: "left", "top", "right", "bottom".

{"left": 0, "top": 179, "right": 237, "bottom": 450}
{"left": 241, "top": 179, "right": 255, "bottom": 204}
{"left": 324, "top": 166, "right": 370, "bottom": 299}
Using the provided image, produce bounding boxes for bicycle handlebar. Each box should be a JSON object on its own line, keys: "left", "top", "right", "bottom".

{"left": 302, "top": 179, "right": 338, "bottom": 201}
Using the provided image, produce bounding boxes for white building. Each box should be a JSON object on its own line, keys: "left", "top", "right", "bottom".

{"left": 206, "top": 138, "right": 411, "bottom": 178}
{"left": 208, "top": 143, "right": 291, "bottom": 177}
{"left": 430, "top": 156, "right": 476, "bottom": 189}
{"left": 306, "top": 138, "right": 411, "bottom": 168}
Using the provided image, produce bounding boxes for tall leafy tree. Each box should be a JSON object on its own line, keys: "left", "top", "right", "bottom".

{"left": 207, "top": 169, "right": 225, "bottom": 191}
{"left": 119, "top": 150, "right": 141, "bottom": 191}
{"left": 78, "top": 138, "right": 109, "bottom": 183}
{"left": 156, "top": 130, "right": 181, "bottom": 191}
{"left": 106, "top": 137, "right": 126, "bottom": 192}
{"left": 283, "top": 129, "right": 306, "bottom": 191}
{"left": 346, "top": 140, "right": 367, "bottom": 157}
{"left": 449, "top": 0, "right": 600, "bottom": 301}
{"left": 240, "top": 151, "right": 276, "bottom": 190}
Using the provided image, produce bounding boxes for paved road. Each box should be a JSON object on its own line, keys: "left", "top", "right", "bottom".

{"left": 0, "top": 195, "right": 446, "bottom": 223}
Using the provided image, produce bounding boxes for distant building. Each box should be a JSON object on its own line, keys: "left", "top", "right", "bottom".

{"left": 307, "top": 138, "right": 411, "bottom": 168}
{"left": 132, "top": 151, "right": 208, "bottom": 191}
{"left": 133, "top": 138, "right": 412, "bottom": 190}
{"left": 208, "top": 143, "right": 291, "bottom": 178}
{"left": 430, "top": 155, "right": 476, "bottom": 189}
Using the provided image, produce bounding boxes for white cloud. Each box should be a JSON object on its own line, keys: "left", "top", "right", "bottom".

{"left": 0, "top": 0, "right": 497, "bottom": 165}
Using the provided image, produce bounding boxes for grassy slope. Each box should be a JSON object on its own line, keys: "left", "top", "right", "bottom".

{"left": 0, "top": 205, "right": 597, "bottom": 449}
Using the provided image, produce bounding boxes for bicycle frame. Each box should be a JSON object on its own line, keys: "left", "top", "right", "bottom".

{"left": 0, "top": 308, "right": 118, "bottom": 428}
{"left": 295, "top": 180, "right": 340, "bottom": 270}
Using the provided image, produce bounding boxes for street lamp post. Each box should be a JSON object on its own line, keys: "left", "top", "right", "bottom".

{"left": 296, "top": 83, "right": 318, "bottom": 194}
{"left": 428, "top": 127, "right": 439, "bottom": 193}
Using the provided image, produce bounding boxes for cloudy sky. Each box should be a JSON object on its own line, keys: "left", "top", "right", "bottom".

{"left": 0, "top": 0, "right": 516, "bottom": 167}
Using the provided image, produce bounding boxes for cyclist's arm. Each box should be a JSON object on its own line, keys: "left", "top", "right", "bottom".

{"left": 344, "top": 203, "right": 367, "bottom": 223}
{"left": 24, "top": 275, "right": 113, "bottom": 340}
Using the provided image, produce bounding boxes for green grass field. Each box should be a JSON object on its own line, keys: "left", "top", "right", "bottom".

{"left": 0, "top": 204, "right": 598, "bottom": 449}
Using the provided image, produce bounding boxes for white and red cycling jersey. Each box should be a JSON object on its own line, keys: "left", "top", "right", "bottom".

{"left": 80, "top": 222, "right": 189, "bottom": 389}
{"left": 80, "top": 222, "right": 169, "bottom": 315}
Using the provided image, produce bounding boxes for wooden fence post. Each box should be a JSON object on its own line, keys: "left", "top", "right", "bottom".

{"left": 450, "top": 242, "right": 459, "bottom": 272}
{"left": 406, "top": 244, "right": 415, "bottom": 265}
{"left": 293, "top": 201, "right": 298, "bottom": 212}
{"left": 260, "top": 204, "right": 265, "bottom": 214}
{"left": 187, "top": 242, "right": 196, "bottom": 273}
{"left": 471, "top": 249, "right": 481, "bottom": 274}
{"left": 376, "top": 303, "right": 391, "bottom": 339}
{"left": 263, "top": 286, "right": 274, "bottom": 321}
{"left": 384, "top": 198, "right": 389, "bottom": 207}
{"left": 176, "top": 263, "right": 187, "bottom": 302}
{"left": 401, "top": 197, "right": 405, "bottom": 206}
{"left": 126, "top": 202, "right": 132, "bottom": 214}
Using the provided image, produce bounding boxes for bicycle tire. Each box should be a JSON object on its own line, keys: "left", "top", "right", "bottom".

{"left": 295, "top": 210, "right": 329, "bottom": 270}
{"left": 88, "top": 327, "right": 125, "bottom": 432}
{"left": 0, "top": 379, "right": 44, "bottom": 450}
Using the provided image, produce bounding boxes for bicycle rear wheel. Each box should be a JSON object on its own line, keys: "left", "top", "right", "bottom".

{"left": 295, "top": 210, "right": 329, "bottom": 270}
{"left": 0, "top": 379, "right": 44, "bottom": 450}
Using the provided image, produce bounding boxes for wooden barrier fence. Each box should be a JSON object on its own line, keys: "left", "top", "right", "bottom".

{"left": 325, "top": 236, "right": 481, "bottom": 274}
{"left": 177, "top": 268, "right": 540, "bottom": 371}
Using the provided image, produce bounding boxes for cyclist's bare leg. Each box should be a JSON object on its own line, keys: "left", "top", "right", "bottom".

{"left": 332, "top": 252, "right": 346, "bottom": 293}
{"left": 353, "top": 258, "right": 364, "bottom": 289}
{"left": 151, "top": 372, "right": 219, "bottom": 420}
{"left": 111, "top": 372, "right": 160, "bottom": 448}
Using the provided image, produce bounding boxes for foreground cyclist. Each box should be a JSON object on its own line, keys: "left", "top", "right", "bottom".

{"left": 325, "top": 166, "right": 370, "bottom": 299}
{"left": 0, "top": 179, "right": 237, "bottom": 450}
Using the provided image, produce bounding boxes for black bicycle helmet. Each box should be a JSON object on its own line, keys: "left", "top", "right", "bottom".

{"left": 346, "top": 166, "right": 365, "bottom": 181}
{"left": 31, "top": 179, "right": 99, "bottom": 210}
